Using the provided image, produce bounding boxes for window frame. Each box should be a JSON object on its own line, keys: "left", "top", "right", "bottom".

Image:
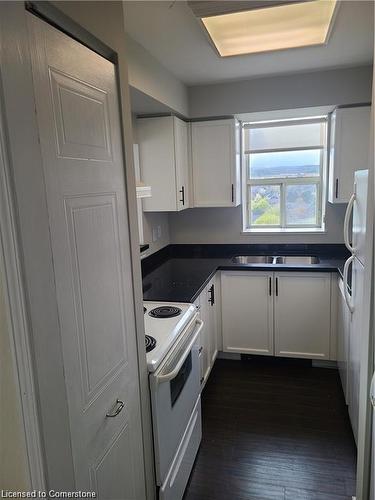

{"left": 242, "top": 117, "right": 328, "bottom": 233}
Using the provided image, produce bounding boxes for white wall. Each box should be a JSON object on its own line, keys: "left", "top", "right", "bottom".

{"left": 128, "top": 45, "right": 372, "bottom": 248}
{"left": 142, "top": 212, "right": 170, "bottom": 254}
{"left": 126, "top": 36, "right": 186, "bottom": 256}
{"left": 169, "top": 204, "right": 347, "bottom": 245}
{"left": 168, "top": 65, "right": 373, "bottom": 245}
{"left": 0, "top": 278, "right": 30, "bottom": 490}
{"left": 189, "top": 65, "right": 373, "bottom": 117}
{"left": 126, "top": 35, "right": 189, "bottom": 116}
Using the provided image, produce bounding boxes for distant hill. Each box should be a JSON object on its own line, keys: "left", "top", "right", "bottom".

{"left": 251, "top": 164, "right": 319, "bottom": 178}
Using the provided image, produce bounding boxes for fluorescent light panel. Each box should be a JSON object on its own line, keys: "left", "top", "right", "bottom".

{"left": 201, "top": 0, "right": 337, "bottom": 57}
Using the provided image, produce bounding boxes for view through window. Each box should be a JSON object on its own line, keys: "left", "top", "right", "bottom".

{"left": 242, "top": 117, "right": 327, "bottom": 231}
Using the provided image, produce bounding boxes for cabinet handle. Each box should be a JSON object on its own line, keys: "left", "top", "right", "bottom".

{"left": 208, "top": 284, "right": 215, "bottom": 306}
{"left": 335, "top": 178, "right": 339, "bottom": 199}
{"left": 198, "top": 346, "right": 203, "bottom": 354}
{"left": 179, "top": 186, "right": 185, "bottom": 205}
{"left": 231, "top": 184, "right": 234, "bottom": 203}
{"left": 275, "top": 277, "right": 279, "bottom": 297}
{"left": 268, "top": 277, "right": 272, "bottom": 296}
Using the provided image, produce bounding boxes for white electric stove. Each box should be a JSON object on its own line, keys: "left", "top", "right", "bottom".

{"left": 143, "top": 300, "right": 203, "bottom": 500}
{"left": 143, "top": 301, "right": 196, "bottom": 372}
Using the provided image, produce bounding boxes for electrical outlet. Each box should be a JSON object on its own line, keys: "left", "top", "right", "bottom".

{"left": 157, "top": 225, "right": 162, "bottom": 239}
{"left": 152, "top": 226, "right": 158, "bottom": 242}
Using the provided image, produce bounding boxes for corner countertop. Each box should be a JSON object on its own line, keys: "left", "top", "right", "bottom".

{"left": 142, "top": 244, "right": 349, "bottom": 304}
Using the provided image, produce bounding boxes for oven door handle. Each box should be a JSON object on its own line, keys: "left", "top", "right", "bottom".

{"left": 154, "top": 319, "right": 203, "bottom": 384}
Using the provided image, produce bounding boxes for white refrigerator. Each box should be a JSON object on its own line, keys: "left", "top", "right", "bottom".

{"left": 342, "top": 169, "right": 368, "bottom": 443}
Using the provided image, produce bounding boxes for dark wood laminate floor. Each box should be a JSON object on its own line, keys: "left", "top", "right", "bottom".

{"left": 184, "top": 358, "right": 356, "bottom": 500}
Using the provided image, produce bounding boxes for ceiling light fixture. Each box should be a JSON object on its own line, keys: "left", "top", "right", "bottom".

{"left": 197, "top": 0, "right": 338, "bottom": 57}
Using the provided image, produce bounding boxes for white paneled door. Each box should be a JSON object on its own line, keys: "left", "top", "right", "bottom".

{"left": 27, "top": 14, "right": 146, "bottom": 498}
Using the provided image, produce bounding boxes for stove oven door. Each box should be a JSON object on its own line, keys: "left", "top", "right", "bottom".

{"left": 149, "top": 315, "right": 203, "bottom": 485}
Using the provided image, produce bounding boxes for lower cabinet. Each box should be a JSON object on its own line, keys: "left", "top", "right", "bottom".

{"left": 221, "top": 271, "right": 333, "bottom": 360}
{"left": 221, "top": 271, "right": 273, "bottom": 355}
{"left": 274, "top": 272, "right": 331, "bottom": 359}
{"left": 196, "top": 276, "right": 218, "bottom": 387}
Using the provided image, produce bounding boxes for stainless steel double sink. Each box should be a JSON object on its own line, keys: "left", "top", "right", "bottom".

{"left": 232, "top": 255, "right": 319, "bottom": 265}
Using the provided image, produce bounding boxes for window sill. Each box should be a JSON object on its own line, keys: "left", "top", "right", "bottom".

{"left": 242, "top": 227, "right": 326, "bottom": 234}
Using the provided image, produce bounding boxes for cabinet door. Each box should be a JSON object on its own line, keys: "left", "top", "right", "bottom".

{"left": 221, "top": 271, "right": 273, "bottom": 355}
{"left": 274, "top": 273, "right": 331, "bottom": 359}
{"left": 328, "top": 106, "right": 371, "bottom": 203}
{"left": 174, "top": 117, "right": 190, "bottom": 211}
{"left": 337, "top": 277, "right": 351, "bottom": 404}
{"left": 191, "top": 119, "right": 240, "bottom": 207}
{"left": 137, "top": 116, "right": 177, "bottom": 211}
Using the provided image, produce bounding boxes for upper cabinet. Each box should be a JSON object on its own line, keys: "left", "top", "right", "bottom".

{"left": 328, "top": 105, "right": 371, "bottom": 204}
{"left": 191, "top": 119, "right": 241, "bottom": 207}
{"left": 137, "top": 116, "right": 190, "bottom": 212}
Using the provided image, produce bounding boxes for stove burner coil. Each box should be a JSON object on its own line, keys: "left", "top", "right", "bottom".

{"left": 145, "top": 335, "right": 156, "bottom": 352}
{"left": 149, "top": 306, "right": 182, "bottom": 319}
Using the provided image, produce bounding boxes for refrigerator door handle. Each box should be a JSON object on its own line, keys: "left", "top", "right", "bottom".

{"left": 343, "top": 255, "right": 355, "bottom": 313}
{"left": 344, "top": 192, "right": 356, "bottom": 254}
{"left": 370, "top": 372, "right": 375, "bottom": 408}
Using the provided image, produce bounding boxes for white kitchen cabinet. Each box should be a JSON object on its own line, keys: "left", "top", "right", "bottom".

{"left": 221, "top": 271, "right": 274, "bottom": 355}
{"left": 221, "top": 271, "right": 333, "bottom": 359}
{"left": 337, "top": 277, "right": 351, "bottom": 404}
{"left": 191, "top": 119, "right": 241, "bottom": 207}
{"left": 137, "top": 116, "right": 190, "bottom": 211}
{"left": 274, "top": 272, "right": 331, "bottom": 359}
{"left": 328, "top": 105, "right": 371, "bottom": 204}
{"left": 197, "top": 276, "right": 218, "bottom": 387}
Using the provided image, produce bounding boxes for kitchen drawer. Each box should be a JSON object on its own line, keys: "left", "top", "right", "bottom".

{"left": 159, "top": 396, "right": 202, "bottom": 500}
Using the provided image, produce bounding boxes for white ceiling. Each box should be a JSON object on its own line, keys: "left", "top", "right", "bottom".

{"left": 123, "top": 0, "right": 374, "bottom": 86}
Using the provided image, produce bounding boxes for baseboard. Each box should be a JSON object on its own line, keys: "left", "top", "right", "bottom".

{"left": 312, "top": 360, "right": 338, "bottom": 369}
{"left": 217, "top": 353, "right": 339, "bottom": 369}
{"left": 217, "top": 351, "right": 241, "bottom": 360}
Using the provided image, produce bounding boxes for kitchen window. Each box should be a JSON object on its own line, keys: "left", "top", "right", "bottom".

{"left": 242, "top": 117, "right": 328, "bottom": 232}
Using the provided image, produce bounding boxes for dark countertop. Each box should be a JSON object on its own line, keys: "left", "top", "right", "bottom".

{"left": 142, "top": 244, "right": 349, "bottom": 303}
